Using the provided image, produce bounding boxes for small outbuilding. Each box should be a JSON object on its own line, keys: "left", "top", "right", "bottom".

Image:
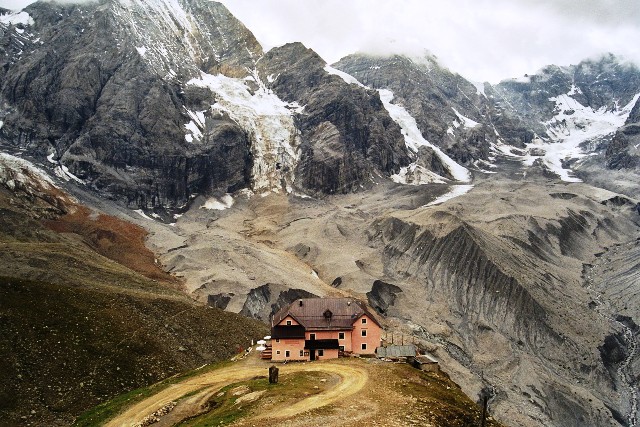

{"left": 408, "top": 354, "right": 440, "bottom": 372}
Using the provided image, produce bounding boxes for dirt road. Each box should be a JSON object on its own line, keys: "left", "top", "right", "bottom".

{"left": 105, "top": 357, "right": 368, "bottom": 426}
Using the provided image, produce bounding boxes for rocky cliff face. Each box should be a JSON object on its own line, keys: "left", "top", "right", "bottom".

{"left": 0, "top": 1, "right": 415, "bottom": 207}
{"left": 334, "top": 54, "right": 533, "bottom": 167}
{"left": 0, "top": 0, "right": 260, "bottom": 208}
{"left": 256, "top": 43, "right": 410, "bottom": 194}
{"left": 607, "top": 97, "right": 640, "bottom": 169}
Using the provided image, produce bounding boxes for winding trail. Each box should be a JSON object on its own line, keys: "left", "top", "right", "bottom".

{"left": 105, "top": 359, "right": 368, "bottom": 427}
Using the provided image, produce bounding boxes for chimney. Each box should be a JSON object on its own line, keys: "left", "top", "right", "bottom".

{"left": 299, "top": 299, "right": 303, "bottom": 307}
{"left": 347, "top": 300, "right": 351, "bottom": 306}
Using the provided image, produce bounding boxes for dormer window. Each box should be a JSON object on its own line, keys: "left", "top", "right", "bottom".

{"left": 323, "top": 309, "right": 333, "bottom": 319}
{"left": 286, "top": 320, "right": 292, "bottom": 326}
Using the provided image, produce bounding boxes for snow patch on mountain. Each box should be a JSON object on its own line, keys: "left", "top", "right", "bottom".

{"left": 523, "top": 89, "right": 640, "bottom": 182}
{"left": 0, "top": 11, "right": 34, "bottom": 26}
{"left": 187, "top": 71, "right": 301, "bottom": 193}
{"left": 184, "top": 109, "right": 206, "bottom": 143}
{"left": 0, "top": 152, "right": 55, "bottom": 191}
{"left": 452, "top": 107, "right": 480, "bottom": 128}
{"left": 427, "top": 185, "right": 474, "bottom": 206}
{"left": 202, "top": 194, "right": 234, "bottom": 210}
{"left": 324, "top": 65, "right": 366, "bottom": 87}
{"left": 378, "top": 89, "right": 471, "bottom": 183}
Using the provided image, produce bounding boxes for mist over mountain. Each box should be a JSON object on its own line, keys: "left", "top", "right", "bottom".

{"left": 1, "top": 1, "right": 639, "bottom": 426}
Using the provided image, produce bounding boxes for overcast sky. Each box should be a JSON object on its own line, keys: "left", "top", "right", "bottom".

{"left": 3, "top": 0, "right": 640, "bottom": 82}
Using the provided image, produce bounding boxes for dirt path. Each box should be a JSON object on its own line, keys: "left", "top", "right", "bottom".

{"left": 105, "top": 359, "right": 368, "bottom": 426}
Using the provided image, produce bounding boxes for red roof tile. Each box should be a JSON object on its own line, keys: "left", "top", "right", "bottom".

{"left": 272, "top": 298, "right": 381, "bottom": 330}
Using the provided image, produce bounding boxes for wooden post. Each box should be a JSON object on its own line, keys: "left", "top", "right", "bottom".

{"left": 480, "top": 394, "right": 488, "bottom": 427}
{"left": 269, "top": 365, "right": 279, "bottom": 384}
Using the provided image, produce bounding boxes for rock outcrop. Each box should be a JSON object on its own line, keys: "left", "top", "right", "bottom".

{"left": 257, "top": 43, "right": 411, "bottom": 194}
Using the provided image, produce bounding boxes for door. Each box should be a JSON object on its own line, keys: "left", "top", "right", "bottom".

{"left": 310, "top": 350, "right": 316, "bottom": 361}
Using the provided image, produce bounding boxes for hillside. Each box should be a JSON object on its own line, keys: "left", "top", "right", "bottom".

{"left": 0, "top": 154, "right": 269, "bottom": 426}
{"left": 82, "top": 350, "right": 505, "bottom": 427}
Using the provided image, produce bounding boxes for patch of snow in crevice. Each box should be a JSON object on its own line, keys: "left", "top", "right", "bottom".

{"left": 201, "top": 194, "right": 234, "bottom": 210}
{"left": 324, "top": 65, "right": 366, "bottom": 88}
{"left": 426, "top": 185, "right": 474, "bottom": 206}
{"left": 187, "top": 70, "right": 301, "bottom": 193}
{"left": 378, "top": 89, "right": 471, "bottom": 183}
{"left": 0, "top": 11, "right": 34, "bottom": 26}
{"left": 47, "top": 151, "right": 84, "bottom": 184}
{"left": 184, "top": 108, "right": 206, "bottom": 142}
{"left": 391, "top": 164, "right": 446, "bottom": 185}
{"left": 134, "top": 209, "right": 154, "bottom": 220}
{"left": 136, "top": 46, "right": 147, "bottom": 56}
{"left": 53, "top": 164, "right": 84, "bottom": 184}
{"left": 472, "top": 159, "right": 498, "bottom": 174}
{"left": 452, "top": 107, "right": 480, "bottom": 128}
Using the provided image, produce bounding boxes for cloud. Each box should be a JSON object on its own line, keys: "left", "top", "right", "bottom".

{"left": 5, "top": 0, "right": 640, "bottom": 82}
{"left": 220, "top": 0, "right": 640, "bottom": 82}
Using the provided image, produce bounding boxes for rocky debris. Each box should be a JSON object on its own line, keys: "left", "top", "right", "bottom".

{"left": 367, "top": 280, "right": 403, "bottom": 316}
{"left": 239, "top": 283, "right": 318, "bottom": 323}
{"left": 133, "top": 401, "right": 177, "bottom": 427}
{"left": 207, "top": 293, "right": 233, "bottom": 310}
{"left": 365, "top": 181, "right": 640, "bottom": 426}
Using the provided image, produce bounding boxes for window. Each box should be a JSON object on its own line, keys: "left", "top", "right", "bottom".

{"left": 276, "top": 350, "right": 280, "bottom": 355}
{"left": 285, "top": 350, "right": 290, "bottom": 358}
{"left": 318, "top": 349, "right": 324, "bottom": 357}
{"left": 361, "top": 343, "right": 367, "bottom": 351}
{"left": 339, "top": 345, "right": 344, "bottom": 351}
{"left": 276, "top": 338, "right": 280, "bottom": 343}
{"left": 310, "top": 333, "right": 316, "bottom": 340}
{"left": 361, "top": 330, "right": 367, "bottom": 337}
{"left": 338, "top": 332, "right": 345, "bottom": 340}
{"left": 361, "top": 318, "right": 367, "bottom": 324}
{"left": 300, "top": 350, "right": 304, "bottom": 357}
{"left": 286, "top": 320, "right": 292, "bottom": 326}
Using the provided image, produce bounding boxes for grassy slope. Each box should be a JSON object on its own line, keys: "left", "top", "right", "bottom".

{"left": 0, "top": 184, "right": 268, "bottom": 426}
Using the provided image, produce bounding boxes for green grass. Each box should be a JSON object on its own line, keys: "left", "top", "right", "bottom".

{"left": 72, "top": 360, "right": 234, "bottom": 427}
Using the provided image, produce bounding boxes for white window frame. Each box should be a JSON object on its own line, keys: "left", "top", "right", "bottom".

{"left": 361, "top": 343, "right": 367, "bottom": 351}
{"left": 285, "top": 350, "right": 290, "bottom": 358}
{"left": 338, "top": 332, "right": 345, "bottom": 340}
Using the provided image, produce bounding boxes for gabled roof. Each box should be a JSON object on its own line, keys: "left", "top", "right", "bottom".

{"left": 272, "top": 297, "right": 382, "bottom": 330}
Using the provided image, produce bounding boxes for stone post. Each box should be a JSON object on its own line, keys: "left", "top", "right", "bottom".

{"left": 269, "top": 365, "right": 279, "bottom": 384}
